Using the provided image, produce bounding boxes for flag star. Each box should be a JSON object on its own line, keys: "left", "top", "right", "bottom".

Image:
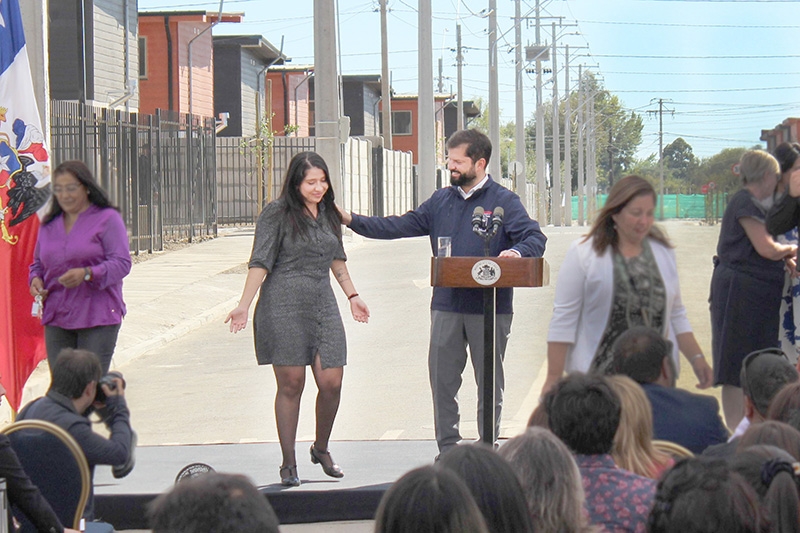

{"left": 0, "top": 153, "right": 10, "bottom": 173}
{"left": 0, "top": 1, "right": 5, "bottom": 29}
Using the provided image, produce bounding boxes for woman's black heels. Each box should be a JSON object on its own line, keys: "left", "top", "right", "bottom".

{"left": 279, "top": 465, "right": 300, "bottom": 487}
{"left": 310, "top": 444, "right": 344, "bottom": 478}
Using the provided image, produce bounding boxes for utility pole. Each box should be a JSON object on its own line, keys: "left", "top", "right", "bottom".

{"left": 648, "top": 98, "right": 673, "bottom": 220}
{"left": 588, "top": 93, "right": 597, "bottom": 220}
{"left": 659, "top": 99, "right": 663, "bottom": 220}
{"left": 577, "top": 64, "right": 584, "bottom": 226}
{"left": 418, "top": 0, "right": 435, "bottom": 202}
{"left": 380, "top": 0, "right": 392, "bottom": 149}
{"left": 551, "top": 22, "right": 561, "bottom": 226}
{"left": 488, "top": 0, "right": 501, "bottom": 180}
{"left": 314, "top": 0, "right": 342, "bottom": 196}
{"left": 438, "top": 57, "right": 444, "bottom": 93}
{"left": 514, "top": 0, "right": 526, "bottom": 204}
{"left": 456, "top": 24, "right": 464, "bottom": 131}
{"left": 535, "top": 0, "right": 546, "bottom": 224}
{"left": 563, "top": 44, "right": 571, "bottom": 227}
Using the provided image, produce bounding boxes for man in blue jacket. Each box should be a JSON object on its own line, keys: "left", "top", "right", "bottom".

{"left": 339, "top": 129, "right": 546, "bottom": 455}
{"left": 611, "top": 326, "right": 729, "bottom": 454}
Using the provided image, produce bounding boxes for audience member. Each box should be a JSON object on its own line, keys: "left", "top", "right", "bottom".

{"left": 647, "top": 457, "right": 765, "bottom": 533}
{"left": 611, "top": 326, "right": 728, "bottom": 453}
{"left": 526, "top": 403, "right": 548, "bottom": 429}
{"left": 437, "top": 444, "right": 533, "bottom": 533}
{"left": 545, "top": 372, "right": 656, "bottom": 532}
{"left": 738, "top": 421, "right": 800, "bottom": 461}
{"left": 373, "top": 465, "right": 489, "bottom": 533}
{"left": 705, "top": 348, "right": 798, "bottom": 458}
{"left": 498, "top": 427, "right": 591, "bottom": 533}
{"left": 728, "top": 445, "right": 800, "bottom": 533}
{"left": 608, "top": 375, "right": 674, "bottom": 479}
{"left": 148, "top": 473, "right": 279, "bottom": 533}
{"left": 768, "top": 382, "right": 800, "bottom": 431}
{"left": 0, "top": 384, "right": 78, "bottom": 533}
{"left": 17, "top": 349, "right": 134, "bottom": 523}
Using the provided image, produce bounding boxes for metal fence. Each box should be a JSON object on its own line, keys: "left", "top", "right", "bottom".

{"left": 49, "top": 101, "right": 217, "bottom": 252}
{"left": 216, "top": 135, "right": 414, "bottom": 224}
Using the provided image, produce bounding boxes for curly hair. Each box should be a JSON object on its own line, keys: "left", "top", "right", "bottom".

{"left": 647, "top": 457, "right": 765, "bottom": 533}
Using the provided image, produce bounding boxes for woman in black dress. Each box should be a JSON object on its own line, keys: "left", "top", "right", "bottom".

{"left": 710, "top": 150, "right": 796, "bottom": 430}
{"left": 226, "top": 152, "right": 369, "bottom": 487}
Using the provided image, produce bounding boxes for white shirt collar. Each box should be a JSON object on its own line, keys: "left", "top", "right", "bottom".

{"left": 457, "top": 174, "right": 490, "bottom": 199}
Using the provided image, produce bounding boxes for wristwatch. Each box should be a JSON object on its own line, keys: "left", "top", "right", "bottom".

{"left": 83, "top": 267, "right": 92, "bottom": 282}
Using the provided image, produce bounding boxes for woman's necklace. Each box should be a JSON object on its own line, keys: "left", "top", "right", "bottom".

{"left": 616, "top": 244, "right": 657, "bottom": 329}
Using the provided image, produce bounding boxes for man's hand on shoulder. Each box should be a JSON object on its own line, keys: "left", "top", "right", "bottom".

{"left": 336, "top": 204, "right": 353, "bottom": 226}
{"left": 498, "top": 249, "right": 521, "bottom": 258}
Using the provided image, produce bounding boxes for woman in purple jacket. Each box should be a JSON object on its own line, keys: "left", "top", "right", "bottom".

{"left": 29, "top": 160, "right": 131, "bottom": 374}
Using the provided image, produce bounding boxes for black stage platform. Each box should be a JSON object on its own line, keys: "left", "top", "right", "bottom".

{"left": 93, "top": 440, "right": 439, "bottom": 530}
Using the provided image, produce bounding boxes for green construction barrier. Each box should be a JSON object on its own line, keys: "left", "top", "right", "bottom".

{"left": 570, "top": 193, "right": 728, "bottom": 221}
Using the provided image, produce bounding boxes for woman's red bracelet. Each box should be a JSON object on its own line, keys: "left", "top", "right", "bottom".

{"left": 347, "top": 293, "right": 359, "bottom": 300}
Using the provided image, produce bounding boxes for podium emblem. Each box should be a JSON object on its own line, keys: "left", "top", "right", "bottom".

{"left": 471, "top": 259, "right": 501, "bottom": 286}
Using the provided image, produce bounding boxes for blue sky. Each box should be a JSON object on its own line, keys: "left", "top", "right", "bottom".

{"left": 138, "top": 0, "right": 800, "bottom": 159}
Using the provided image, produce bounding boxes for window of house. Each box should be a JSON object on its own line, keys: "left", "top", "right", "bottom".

{"left": 391, "top": 110, "right": 412, "bottom": 135}
{"left": 138, "top": 37, "right": 147, "bottom": 79}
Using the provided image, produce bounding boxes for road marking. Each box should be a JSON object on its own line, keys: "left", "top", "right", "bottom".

{"left": 380, "top": 430, "right": 404, "bottom": 440}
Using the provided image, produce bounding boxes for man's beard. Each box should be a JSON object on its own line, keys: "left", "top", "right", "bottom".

{"left": 450, "top": 168, "right": 476, "bottom": 187}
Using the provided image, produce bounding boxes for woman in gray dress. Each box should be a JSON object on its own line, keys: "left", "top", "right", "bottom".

{"left": 225, "top": 152, "right": 369, "bottom": 487}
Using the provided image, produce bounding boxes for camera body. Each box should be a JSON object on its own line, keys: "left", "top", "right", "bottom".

{"left": 95, "top": 371, "right": 125, "bottom": 403}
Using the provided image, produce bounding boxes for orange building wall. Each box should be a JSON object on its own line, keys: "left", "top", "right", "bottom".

{"left": 177, "top": 23, "right": 214, "bottom": 118}
{"left": 138, "top": 17, "right": 215, "bottom": 119}
{"left": 267, "top": 70, "right": 311, "bottom": 137}
{"left": 386, "top": 98, "right": 448, "bottom": 165}
{"left": 138, "top": 17, "right": 177, "bottom": 115}
{"left": 388, "top": 99, "right": 419, "bottom": 163}
{"left": 266, "top": 72, "right": 286, "bottom": 135}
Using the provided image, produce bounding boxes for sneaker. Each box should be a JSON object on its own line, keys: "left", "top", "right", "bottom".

{"left": 112, "top": 431, "right": 137, "bottom": 479}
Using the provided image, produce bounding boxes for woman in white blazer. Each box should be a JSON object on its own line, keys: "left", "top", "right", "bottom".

{"left": 542, "top": 176, "right": 713, "bottom": 395}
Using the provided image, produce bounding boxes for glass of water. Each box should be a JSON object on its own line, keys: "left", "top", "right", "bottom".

{"left": 437, "top": 236, "right": 452, "bottom": 257}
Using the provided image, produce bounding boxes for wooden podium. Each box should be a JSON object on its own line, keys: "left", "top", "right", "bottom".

{"left": 431, "top": 256, "right": 549, "bottom": 445}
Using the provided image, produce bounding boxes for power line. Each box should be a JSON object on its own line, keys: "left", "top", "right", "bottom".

{"left": 604, "top": 71, "right": 800, "bottom": 76}
{"left": 614, "top": 85, "right": 800, "bottom": 93}
{"left": 577, "top": 19, "right": 800, "bottom": 29}
{"left": 595, "top": 53, "right": 800, "bottom": 59}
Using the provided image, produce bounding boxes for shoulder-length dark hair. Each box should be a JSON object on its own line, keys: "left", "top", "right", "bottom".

{"left": 44, "top": 160, "right": 115, "bottom": 224}
{"left": 279, "top": 151, "right": 342, "bottom": 239}
{"left": 437, "top": 444, "right": 534, "bottom": 533}
{"left": 584, "top": 175, "right": 671, "bottom": 254}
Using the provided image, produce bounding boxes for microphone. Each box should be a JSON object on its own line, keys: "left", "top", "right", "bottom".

{"left": 472, "top": 206, "right": 485, "bottom": 235}
{"left": 488, "top": 207, "right": 504, "bottom": 236}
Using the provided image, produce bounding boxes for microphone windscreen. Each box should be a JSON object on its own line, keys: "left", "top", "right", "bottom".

{"left": 473, "top": 206, "right": 484, "bottom": 218}
{"left": 493, "top": 206, "right": 504, "bottom": 219}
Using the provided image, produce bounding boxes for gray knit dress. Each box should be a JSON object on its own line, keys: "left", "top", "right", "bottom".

{"left": 248, "top": 199, "right": 347, "bottom": 368}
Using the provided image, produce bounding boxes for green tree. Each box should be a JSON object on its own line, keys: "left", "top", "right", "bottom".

{"left": 663, "top": 137, "right": 698, "bottom": 183}
{"left": 465, "top": 97, "right": 518, "bottom": 180}
{"left": 526, "top": 72, "right": 644, "bottom": 192}
{"left": 693, "top": 147, "right": 749, "bottom": 193}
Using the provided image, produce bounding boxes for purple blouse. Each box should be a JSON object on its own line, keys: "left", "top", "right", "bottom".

{"left": 29, "top": 204, "right": 131, "bottom": 330}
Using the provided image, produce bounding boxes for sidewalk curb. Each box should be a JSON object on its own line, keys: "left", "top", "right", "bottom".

{"left": 112, "top": 294, "right": 240, "bottom": 369}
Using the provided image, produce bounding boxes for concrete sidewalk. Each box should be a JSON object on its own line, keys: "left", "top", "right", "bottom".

{"left": 7, "top": 226, "right": 295, "bottom": 418}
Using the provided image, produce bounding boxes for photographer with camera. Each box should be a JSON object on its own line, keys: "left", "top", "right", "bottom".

{"left": 17, "top": 348, "right": 134, "bottom": 528}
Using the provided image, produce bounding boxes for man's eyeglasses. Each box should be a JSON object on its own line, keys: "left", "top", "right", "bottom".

{"left": 741, "top": 347, "right": 790, "bottom": 397}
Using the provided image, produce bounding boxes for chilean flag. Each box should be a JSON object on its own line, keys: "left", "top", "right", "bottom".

{"left": 0, "top": 0, "right": 49, "bottom": 411}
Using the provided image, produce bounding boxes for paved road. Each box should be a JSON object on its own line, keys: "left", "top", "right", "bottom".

{"left": 4, "top": 220, "right": 722, "bottom": 446}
